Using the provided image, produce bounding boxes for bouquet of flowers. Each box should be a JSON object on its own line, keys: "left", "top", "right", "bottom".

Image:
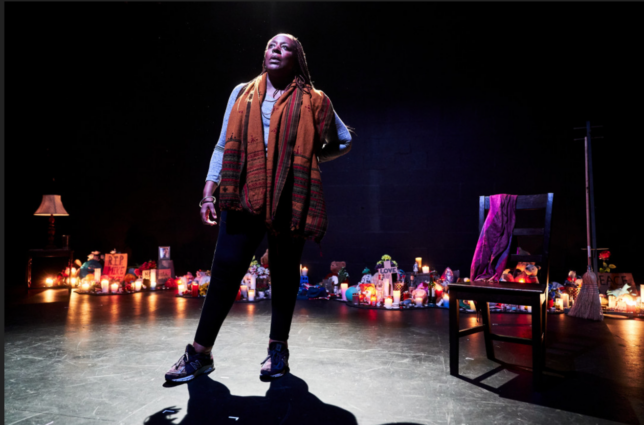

{"left": 134, "top": 261, "right": 157, "bottom": 277}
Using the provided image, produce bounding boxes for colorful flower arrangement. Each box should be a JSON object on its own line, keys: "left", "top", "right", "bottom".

{"left": 134, "top": 261, "right": 157, "bottom": 277}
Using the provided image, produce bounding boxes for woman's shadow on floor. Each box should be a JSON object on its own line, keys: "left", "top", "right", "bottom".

{"left": 144, "top": 373, "right": 360, "bottom": 425}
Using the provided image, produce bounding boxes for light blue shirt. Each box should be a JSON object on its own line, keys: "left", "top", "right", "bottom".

{"left": 206, "top": 83, "right": 352, "bottom": 183}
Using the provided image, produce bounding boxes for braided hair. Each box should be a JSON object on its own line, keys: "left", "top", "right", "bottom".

{"left": 262, "top": 34, "right": 313, "bottom": 95}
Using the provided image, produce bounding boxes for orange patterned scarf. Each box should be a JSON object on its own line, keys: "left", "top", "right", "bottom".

{"left": 219, "top": 73, "right": 335, "bottom": 243}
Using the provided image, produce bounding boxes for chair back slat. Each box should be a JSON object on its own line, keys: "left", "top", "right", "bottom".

{"left": 513, "top": 228, "right": 544, "bottom": 236}
{"left": 510, "top": 254, "right": 543, "bottom": 263}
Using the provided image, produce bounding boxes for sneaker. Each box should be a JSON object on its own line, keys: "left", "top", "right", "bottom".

{"left": 260, "top": 341, "right": 290, "bottom": 382}
{"left": 165, "top": 344, "right": 214, "bottom": 383}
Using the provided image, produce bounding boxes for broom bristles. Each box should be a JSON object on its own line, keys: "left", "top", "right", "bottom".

{"left": 567, "top": 270, "right": 604, "bottom": 321}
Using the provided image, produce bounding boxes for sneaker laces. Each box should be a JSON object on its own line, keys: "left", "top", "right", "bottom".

{"left": 261, "top": 348, "right": 286, "bottom": 370}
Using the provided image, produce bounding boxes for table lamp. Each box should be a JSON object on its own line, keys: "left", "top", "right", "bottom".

{"left": 34, "top": 195, "right": 69, "bottom": 248}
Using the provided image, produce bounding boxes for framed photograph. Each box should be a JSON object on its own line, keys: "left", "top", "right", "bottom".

{"left": 159, "top": 246, "right": 171, "bottom": 260}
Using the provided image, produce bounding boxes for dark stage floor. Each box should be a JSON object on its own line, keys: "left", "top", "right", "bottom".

{"left": 4, "top": 288, "right": 644, "bottom": 425}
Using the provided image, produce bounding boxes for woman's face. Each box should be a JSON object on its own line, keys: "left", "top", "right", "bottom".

{"left": 264, "top": 34, "right": 297, "bottom": 76}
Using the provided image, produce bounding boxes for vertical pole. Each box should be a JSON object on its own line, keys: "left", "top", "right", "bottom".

{"left": 586, "top": 121, "right": 598, "bottom": 272}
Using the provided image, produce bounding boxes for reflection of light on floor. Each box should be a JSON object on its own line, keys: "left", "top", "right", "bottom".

{"left": 480, "top": 368, "right": 519, "bottom": 389}
{"left": 108, "top": 296, "right": 120, "bottom": 323}
{"left": 175, "top": 297, "right": 187, "bottom": 320}
{"left": 147, "top": 293, "right": 158, "bottom": 322}
{"left": 43, "top": 289, "right": 56, "bottom": 304}
{"left": 66, "top": 293, "right": 91, "bottom": 335}
{"left": 246, "top": 303, "right": 256, "bottom": 319}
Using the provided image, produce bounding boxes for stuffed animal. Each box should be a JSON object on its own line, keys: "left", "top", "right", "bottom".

{"left": 324, "top": 261, "right": 346, "bottom": 283}
{"left": 360, "top": 268, "right": 372, "bottom": 284}
{"left": 524, "top": 264, "right": 540, "bottom": 283}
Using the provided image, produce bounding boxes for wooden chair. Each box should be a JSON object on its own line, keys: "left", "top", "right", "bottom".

{"left": 449, "top": 193, "right": 554, "bottom": 389}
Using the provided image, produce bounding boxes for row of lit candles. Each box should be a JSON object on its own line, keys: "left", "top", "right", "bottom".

{"left": 415, "top": 258, "right": 430, "bottom": 274}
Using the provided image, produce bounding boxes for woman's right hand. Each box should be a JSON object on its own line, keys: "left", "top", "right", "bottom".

{"left": 201, "top": 202, "right": 218, "bottom": 226}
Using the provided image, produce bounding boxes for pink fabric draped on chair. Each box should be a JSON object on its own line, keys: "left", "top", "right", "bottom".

{"left": 470, "top": 194, "right": 517, "bottom": 281}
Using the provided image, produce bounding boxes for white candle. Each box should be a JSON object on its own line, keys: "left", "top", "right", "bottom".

{"left": 94, "top": 268, "right": 101, "bottom": 282}
{"left": 415, "top": 297, "right": 423, "bottom": 307}
{"left": 608, "top": 295, "right": 616, "bottom": 309}
{"left": 248, "top": 289, "right": 255, "bottom": 301}
{"left": 341, "top": 283, "right": 348, "bottom": 301}
{"left": 302, "top": 267, "right": 308, "bottom": 277}
{"left": 101, "top": 279, "right": 110, "bottom": 293}
{"left": 240, "top": 285, "right": 248, "bottom": 299}
{"left": 415, "top": 257, "right": 422, "bottom": 270}
{"left": 178, "top": 284, "right": 185, "bottom": 295}
{"left": 81, "top": 282, "right": 90, "bottom": 292}
{"left": 422, "top": 266, "right": 430, "bottom": 274}
{"left": 150, "top": 280, "right": 156, "bottom": 290}
{"left": 250, "top": 275, "right": 256, "bottom": 290}
{"left": 393, "top": 290, "right": 401, "bottom": 305}
{"left": 555, "top": 298, "right": 563, "bottom": 311}
{"left": 134, "top": 280, "right": 142, "bottom": 291}
{"left": 111, "top": 283, "right": 119, "bottom": 294}
{"left": 71, "top": 277, "right": 77, "bottom": 286}
{"left": 150, "top": 269, "right": 157, "bottom": 285}
{"left": 384, "top": 298, "right": 393, "bottom": 309}
{"left": 561, "top": 293, "right": 570, "bottom": 309}
{"left": 45, "top": 277, "right": 54, "bottom": 286}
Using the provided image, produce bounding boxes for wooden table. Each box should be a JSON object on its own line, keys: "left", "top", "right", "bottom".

{"left": 26, "top": 248, "right": 74, "bottom": 294}
{"left": 448, "top": 280, "right": 547, "bottom": 388}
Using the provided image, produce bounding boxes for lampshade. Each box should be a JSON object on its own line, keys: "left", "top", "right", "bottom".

{"left": 34, "top": 195, "right": 69, "bottom": 216}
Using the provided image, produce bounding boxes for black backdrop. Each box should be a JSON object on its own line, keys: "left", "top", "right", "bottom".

{"left": 5, "top": 2, "right": 643, "bottom": 290}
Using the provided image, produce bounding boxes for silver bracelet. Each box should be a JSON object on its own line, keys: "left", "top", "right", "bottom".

{"left": 199, "top": 196, "right": 216, "bottom": 208}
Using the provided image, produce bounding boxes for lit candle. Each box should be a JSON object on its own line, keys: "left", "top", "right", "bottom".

{"left": 434, "top": 284, "right": 443, "bottom": 299}
{"left": 81, "top": 282, "right": 90, "bottom": 292}
{"left": 442, "top": 293, "right": 450, "bottom": 308}
{"left": 415, "top": 257, "right": 422, "bottom": 270}
{"left": 555, "top": 298, "right": 563, "bottom": 311}
{"left": 302, "top": 267, "right": 308, "bottom": 277}
{"left": 415, "top": 297, "right": 423, "bottom": 307}
{"left": 45, "top": 277, "right": 53, "bottom": 286}
{"left": 371, "top": 295, "right": 377, "bottom": 306}
{"left": 250, "top": 275, "right": 256, "bottom": 290}
{"left": 178, "top": 284, "right": 185, "bottom": 296}
{"left": 627, "top": 301, "right": 636, "bottom": 313}
{"left": 191, "top": 282, "right": 199, "bottom": 297}
{"left": 341, "top": 283, "right": 348, "bottom": 301}
{"left": 111, "top": 283, "right": 119, "bottom": 294}
{"left": 134, "top": 279, "right": 142, "bottom": 291}
{"left": 393, "top": 290, "right": 401, "bottom": 305}
{"left": 71, "top": 277, "right": 77, "bottom": 286}
{"left": 468, "top": 301, "right": 476, "bottom": 311}
{"left": 422, "top": 266, "right": 430, "bottom": 274}
{"left": 240, "top": 285, "right": 248, "bottom": 299}
{"left": 150, "top": 280, "right": 156, "bottom": 290}
{"left": 608, "top": 295, "right": 616, "bottom": 309}
{"left": 384, "top": 298, "right": 393, "bottom": 309}
{"left": 94, "top": 268, "right": 101, "bottom": 282}
{"left": 150, "top": 269, "right": 157, "bottom": 286}
{"left": 561, "top": 293, "right": 570, "bottom": 309}
{"left": 101, "top": 279, "right": 110, "bottom": 293}
{"left": 248, "top": 289, "right": 255, "bottom": 301}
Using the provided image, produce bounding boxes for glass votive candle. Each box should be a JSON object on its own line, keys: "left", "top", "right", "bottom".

{"left": 178, "top": 284, "right": 185, "bottom": 296}
{"left": 248, "top": 289, "right": 255, "bottom": 301}
{"left": 415, "top": 297, "right": 423, "bottom": 307}
{"left": 110, "top": 283, "right": 119, "bottom": 294}
{"left": 81, "top": 282, "right": 90, "bottom": 292}
{"left": 134, "top": 279, "right": 142, "bottom": 291}
{"left": 422, "top": 266, "right": 430, "bottom": 274}
{"left": 101, "top": 279, "right": 110, "bottom": 293}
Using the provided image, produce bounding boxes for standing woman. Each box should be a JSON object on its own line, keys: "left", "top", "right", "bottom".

{"left": 166, "top": 34, "right": 352, "bottom": 382}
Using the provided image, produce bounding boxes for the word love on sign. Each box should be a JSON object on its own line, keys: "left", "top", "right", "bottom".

{"left": 598, "top": 273, "right": 635, "bottom": 295}
{"left": 377, "top": 260, "right": 399, "bottom": 283}
{"left": 103, "top": 253, "right": 128, "bottom": 279}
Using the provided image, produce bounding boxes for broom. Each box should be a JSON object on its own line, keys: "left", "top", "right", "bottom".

{"left": 568, "top": 137, "right": 603, "bottom": 321}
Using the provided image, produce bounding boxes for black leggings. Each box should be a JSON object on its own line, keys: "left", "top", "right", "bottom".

{"left": 194, "top": 208, "right": 305, "bottom": 348}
